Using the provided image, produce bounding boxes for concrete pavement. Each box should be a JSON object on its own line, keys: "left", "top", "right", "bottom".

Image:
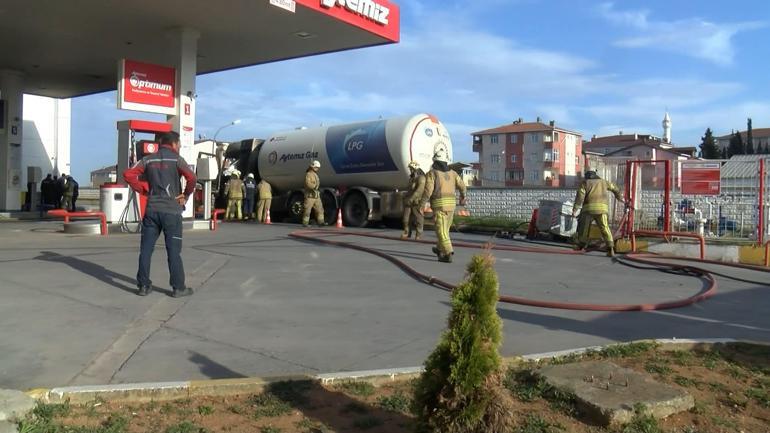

{"left": 0, "top": 220, "right": 768, "bottom": 390}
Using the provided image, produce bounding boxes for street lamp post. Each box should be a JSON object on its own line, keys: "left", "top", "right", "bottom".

{"left": 206, "top": 119, "right": 241, "bottom": 220}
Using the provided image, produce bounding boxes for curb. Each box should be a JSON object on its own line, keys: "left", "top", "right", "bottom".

{"left": 26, "top": 338, "right": 767, "bottom": 404}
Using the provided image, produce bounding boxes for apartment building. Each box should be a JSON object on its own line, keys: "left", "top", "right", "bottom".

{"left": 472, "top": 118, "right": 582, "bottom": 187}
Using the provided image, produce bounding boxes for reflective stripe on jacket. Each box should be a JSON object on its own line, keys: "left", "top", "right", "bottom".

{"left": 421, "top": 168, "right": 466, "bottom": 212}
{"left": 574, "top": 178, "right": 623, "bottom": 215}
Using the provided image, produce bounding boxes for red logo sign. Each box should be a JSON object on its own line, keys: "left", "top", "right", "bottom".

{"left": 122, "top": 60, "right": 176, "bottom": 108}
{"left": 681, "top": 162, "right": 721, "bottom": 195}
{"left": 295, "top": 0, "right": 399, "bottom": 42}
{"left": 143, "top": 142, "right": 158, "bottom": 155}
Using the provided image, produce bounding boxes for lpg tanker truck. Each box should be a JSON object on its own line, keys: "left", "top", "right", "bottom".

{"left": 219, "top": 114, "right": 454, "bottom": 227}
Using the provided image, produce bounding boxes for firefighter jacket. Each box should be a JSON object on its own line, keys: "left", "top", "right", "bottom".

{"left": 304, "top": 170, "right": 320, "bottom": 199}
{"left": 404, "top": 171, "right": 426, "bottom": 206}
{"left": 421, "top": 166, "right": 466, "bottom": 212}
{"left": 573, "top": 178, "right": 623, "bottom": 215}
{"left": 258, "top": 179, "right": 272, "bottom": 199}
{"left": 227, "top": 178, "right": 245, "bottom": 199}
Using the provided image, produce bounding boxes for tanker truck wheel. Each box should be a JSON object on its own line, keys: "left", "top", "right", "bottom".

{"left": 288, "top": 193, "right": 305, "bottom": 223}
{"left": 322, "top": 191, "right": 338, "bottom": 225}
{"left": 342, "top": 192, "right": 369, "bottom": 228}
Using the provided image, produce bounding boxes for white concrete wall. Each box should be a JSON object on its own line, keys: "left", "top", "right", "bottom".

{"left": 21, "top": 95, "right": 71, "bottom": 185}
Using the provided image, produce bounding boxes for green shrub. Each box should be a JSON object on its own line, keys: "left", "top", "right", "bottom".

{"left": 412, "top": 254, "right": 514, "bottom": 433}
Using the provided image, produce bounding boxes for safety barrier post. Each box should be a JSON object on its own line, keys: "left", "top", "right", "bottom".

{"left": 759, "top": 158, "right": 765, "bottom": 246}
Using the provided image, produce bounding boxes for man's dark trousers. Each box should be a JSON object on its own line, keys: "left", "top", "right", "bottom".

{"left": 137, "top": 210, "right": 185, "bottom": 289}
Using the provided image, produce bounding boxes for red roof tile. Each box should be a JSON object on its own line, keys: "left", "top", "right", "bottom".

{"left": 472, "top": 122, "right": 580, "bottom": 136}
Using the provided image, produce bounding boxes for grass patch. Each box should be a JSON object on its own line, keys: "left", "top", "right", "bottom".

{"left": 352, "top": 416, "right": 384, "bottom": 430}
{"left": 668, "top": 350, "right": 695, "bottom": 366}
{"left": 377, "top": 391, "right": 411, "bottom": 413}
{"left": 689, "top": 400, "right": 708, "bottom": 415}
{"left": 454, "top": 215, "right": 527, "bottom": 231}
{"left": 673, "top": 375, "right": 699, "bottom": 387}
{"left": 504, "top": 369, "right": 578, "bottom": 416}
{"left": 259, "top": 427, "right": 282, "bottom": 433}
{"left": 711, "top": 415, "right": 738, "bottom": 429}
{"left": 333, "top": 380, "right": 375, "bottom": 397}
{"left": 745, "top": 387, "right": 770, "bottom": 408}
{"left": 644, "top": 362, "right": 673, "bottom": 376}
{"left": 197, "top": 405, "right": 214, "bottom": 416}
{"left": 249, "top": 393, "right": 293, "bottom": 419}
{"left": 599, "top": 342, "right": 657, "bottom": 358}
{"left": 515, "top": 414, "right": 563, "bottom": 433}
{"left": 165, "top": 421, "right": 209, "bottom": 433}
{"left": 621, "top": 404, "right": 662, "bottom": 433}
{"left": 32, "top": 401, "right": 71, "bottom": 420}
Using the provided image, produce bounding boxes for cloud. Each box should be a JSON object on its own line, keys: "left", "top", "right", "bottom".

{"left": 598, "top": 2, "right": 766, "bottom": 65}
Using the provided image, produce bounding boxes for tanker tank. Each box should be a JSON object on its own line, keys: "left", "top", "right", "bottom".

{"left": 257, "top": 114, "right": 453, "bottom": 192}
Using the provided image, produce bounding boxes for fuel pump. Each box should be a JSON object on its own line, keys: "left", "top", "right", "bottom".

{"left": 108, "top": 120, "right": 172, "bottom": 229}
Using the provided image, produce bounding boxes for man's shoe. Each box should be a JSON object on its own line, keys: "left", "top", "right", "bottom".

{"left": 438, "top": 254, "right": 453, "bottom": 263}
{"left": 432, "top": 246, "right": 440, "bottom": 255}
{"left": 574, "top": 244, "right": 585, "bottom": 251}
{"left": 606, "top": 248, "right": 616, "bottom": 258}
{"left": 415, "top": 234, "right": 422, "bottom": 241}
{"left": 172, "top": 287, "right": 194, "bottom": 298}
{"left": 137, "top": 285, "right": 153, "bottom": 296}
{"left": 400, "top": 233, "right": 409, "bottom": 240}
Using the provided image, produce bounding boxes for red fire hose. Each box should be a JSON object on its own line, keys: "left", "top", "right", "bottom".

{"left": 288, "top": 229, "right": 768, "bottom": 312}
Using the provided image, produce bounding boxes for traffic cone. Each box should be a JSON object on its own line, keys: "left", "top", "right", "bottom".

{"left": 265, "top": 209, "right": 272, "bottom": 225}
{"left": 335, "top": 208, "right": 344, "bottom": 229}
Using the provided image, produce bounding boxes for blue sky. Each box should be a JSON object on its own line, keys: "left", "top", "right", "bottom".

{"left": 70, "top": 0, "right": 770, "bottom": 182}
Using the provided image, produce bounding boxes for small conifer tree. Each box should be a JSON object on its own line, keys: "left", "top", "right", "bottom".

{"left": 412, "top": 254, "right": 513, "bottom": 433}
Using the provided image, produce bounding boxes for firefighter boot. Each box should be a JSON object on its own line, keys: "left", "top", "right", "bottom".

{"left": 606, "top": 247, "right": 616, "bottom": 257}
{"left": 438, "top": 253, "right": 453, "bottom": 263}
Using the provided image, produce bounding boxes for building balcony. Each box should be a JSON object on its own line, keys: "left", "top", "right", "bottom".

{"left": 543, "top": 159, "right": 554, "bottom": 167}
{"left": 472, "top": 142, "right": 481, "bottom": 152}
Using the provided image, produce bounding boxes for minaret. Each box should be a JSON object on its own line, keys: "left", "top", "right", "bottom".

{"left": 662, "top": 111, "right": 671, "bottom": 144}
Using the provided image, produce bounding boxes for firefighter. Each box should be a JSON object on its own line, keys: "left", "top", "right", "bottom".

{"left": 243, "top": 173, "right": 257, "bottom": 219}
{"left": 402, "top": 160, "right": 426, "bottom": 240}
{"left": 62, "top": 175, "right": 77, "bottom": 211}
{"left": 257, "top": 177, "right": 272, "bottom": 223}
{"left": 420, "top": 146, "right": 466, "bottom": 263}
{"left": 302, "top": 160, "right": 324, "bottom": 227}
{"left": 571, "top": 170, "right": 625, "bottom": 257}
{"left": 225, "top": 170, "right": 245, "bottom": 221}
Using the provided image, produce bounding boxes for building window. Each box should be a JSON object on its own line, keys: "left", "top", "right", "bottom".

{"left": 531, "top": 171, "right": 539, "bottom": 181}
{"left": 490, "top": 171, "right": 500, "bottom": 182}
{"left": 491, "top": 154, "right": 501, "bottom": 164}
{"left": 510, "top": 134, "right": 517, "bottom": 144}
{"left": 473, "top": 135, "right": 481, "bottom": 143}
{"left": 530, "top": 152, "right": 538, "bottom": 161}
{"left": 490, "top": 135, "right": 499, "bottom": 144}
{"left": 554, "top": 132, "right": 560, "bottom": 142}
{"left": 526, "top": 133, "right": 540, "bottom": 144}
{"left": 507, "top": 169, "right": 523, "bottom": 180}
{"left": 543, "top": 151, "right": 552, "bottom": 161}
{"left": 553, "top": 149, "right": 559, "bottom": 161}
{"left": 510, "top": 154, "right": 517, "bottom": 163}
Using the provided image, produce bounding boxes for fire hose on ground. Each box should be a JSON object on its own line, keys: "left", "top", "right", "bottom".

{"left": 288, "top": 229, "right": 769, "bottom": 312}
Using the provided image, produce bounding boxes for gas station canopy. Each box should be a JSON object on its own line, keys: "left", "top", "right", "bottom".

{"left": 0, "top": 0, "right": 400, "bottom": 98}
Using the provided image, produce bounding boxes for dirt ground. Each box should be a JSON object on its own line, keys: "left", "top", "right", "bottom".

{"left": 19, "top": 342, "right": 770, "bottom": 433}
